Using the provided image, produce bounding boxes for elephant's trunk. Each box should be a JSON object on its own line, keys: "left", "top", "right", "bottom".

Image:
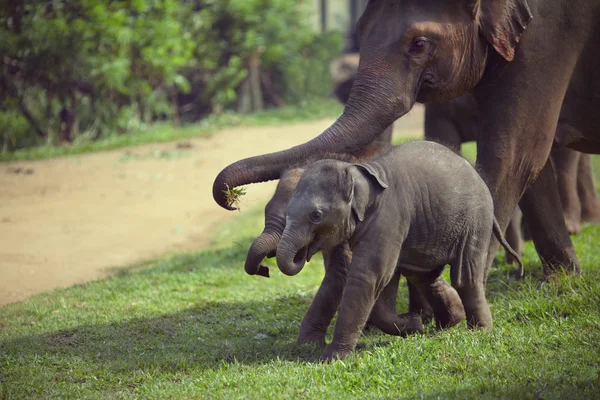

{"left": 212, "top": 59, "right": 411, "bottom": 210}
{"left": 244, "top": 229, "right": 281, "bottom": 277}
{"left": 276, "top": 227, "right": 312, "bottom": 277}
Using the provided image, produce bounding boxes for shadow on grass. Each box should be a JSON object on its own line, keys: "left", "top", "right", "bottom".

{"left": 0, "top": 295, "right": 324, "bottom": 375}
{"left": 0, "top": 242, "right": 542, "bottom": 382}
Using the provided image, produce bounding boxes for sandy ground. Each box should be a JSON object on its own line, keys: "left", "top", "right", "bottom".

{"left": 0, "top": 105, "right": 425, "bottom": 306}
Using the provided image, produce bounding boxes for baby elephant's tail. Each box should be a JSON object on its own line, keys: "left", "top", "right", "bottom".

{"left": 492, "top": 218, "right": 524, "bottom": 279}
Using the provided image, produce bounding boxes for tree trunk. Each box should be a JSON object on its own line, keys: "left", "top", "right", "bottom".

{"left": 248, "top": 51, "right": 263, "bottom": 112}
{"left": 18, "top": 102, "right": 47, "bottom": 139}
{"left": 171, "top": 88, "right": 181, "bottom": 126}
{"left": 261, "top": 71, "right": 285, "bottom": 107}
{"left": 59, "top": 95, "right": 76, "bottom": 143}
{"left": 237, "top": 78, "right": 251, "bottom": 114}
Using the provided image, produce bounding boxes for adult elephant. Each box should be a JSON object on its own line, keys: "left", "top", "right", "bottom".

{"left": 214, "top": 0, "right": 600, "bottom": 275}
{"left": 424, "top": 93, "right": 600, "bottom": 235}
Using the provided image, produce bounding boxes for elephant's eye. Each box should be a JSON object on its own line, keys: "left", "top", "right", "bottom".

{"left": 310, "top": 210, "right": 324, "bottom": 224}
{"left": 410, "top": 37, "right": 429, "bottom": 53}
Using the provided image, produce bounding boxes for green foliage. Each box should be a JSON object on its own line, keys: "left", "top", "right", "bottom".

{"left": 184, "top": 0, "right": 344, "bottom": 112}
{"left": 0, "top": 0, "right": 194, "bottom": 149}
{"left": 1, "top": 0, "right": 340, "bottom": 152}
{"left": 276, "top": 32, "right": 346, "bottom": 104}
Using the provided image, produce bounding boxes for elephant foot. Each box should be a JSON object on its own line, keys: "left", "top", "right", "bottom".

{"left": 319, "top": 344, "right": 353, "bottom": 363}
{"left": 411, "top": 302, "right": 435, "bottom": 324}
{"left": 563, "top": 212, "right": 582, "bottom": 235}
{"left": 581, "top": 201, "right": 600, "bottom": 224}
{"left": 297, "top": 332, "right": 327, "bottom": 348}
{"left": 367, "top": 312, "right": 423, "bottom": 337}
{"left": 542, "top": 246, "right": 581, "bottom": 278}
{"left": 433, "top": 287, "right": 466, "bottom": 330}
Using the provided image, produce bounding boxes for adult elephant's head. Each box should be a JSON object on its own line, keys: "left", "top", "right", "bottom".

{"left": 213, "top": 0, "right": 532, "bottom": 210}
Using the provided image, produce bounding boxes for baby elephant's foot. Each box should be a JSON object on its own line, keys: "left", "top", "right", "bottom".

{"left": 392, "top": 313, "right": 424, "bottom": 336}
{"left": 297, "top": 332, "right": 327, "bottom": 348}
{"left": 434, "top": 285, "right": 466, "bottom": 330}
{"left": 368, "top": 312, "right": 423, "bottom": 337}
{"left": 319, "top": 344, "right": 353, "bottom": 362}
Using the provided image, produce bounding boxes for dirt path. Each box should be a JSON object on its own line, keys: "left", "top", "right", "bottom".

{"left": 0, "top": 106, "right": 424, "bottom": 305}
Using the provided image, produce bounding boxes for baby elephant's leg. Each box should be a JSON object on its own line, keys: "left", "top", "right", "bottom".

{"left": 407, "top": 280, "right": 435, "bottom": 321}
{"left": 451, "top": 251, "right": 492, "bottom": 329}
{"left": 368, "top": 268, "right": 424, "bottom": 336}
{"left": 297, "top": 244, "right": 350, "bottom": 346}
{"left": 404, "top": 268, "right": 466, "bottom": 330}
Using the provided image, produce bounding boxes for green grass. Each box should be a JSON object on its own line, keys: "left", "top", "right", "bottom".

{"left": 1, "top": 193, "right": 600, "bottom": 398}
{"left": 0, "top": 98, "right": 343, "bottom": 163}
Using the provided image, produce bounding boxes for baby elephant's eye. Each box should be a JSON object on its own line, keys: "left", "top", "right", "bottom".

{"left": 310, "top": 210, "right": 324, "bottom": 223}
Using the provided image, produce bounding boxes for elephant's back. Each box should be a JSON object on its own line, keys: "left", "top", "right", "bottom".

{"left": 382, "top": 140, "right": 493, "bottom": 211}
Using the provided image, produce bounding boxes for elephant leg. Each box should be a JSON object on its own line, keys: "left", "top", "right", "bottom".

{"left": 297, "top": 244, "right": 350, "bottom": 347}
{"left": 577, "top": 153, "right": 600, "bottom": 223}
{"left": 424, "top": 104, "right": 464, "bottom": 156}
{"left": 451, "top": 254, "right": 492, "bottom": 330}
{"left": 551, "top": 147, "right": 582, "bottom": 234}
{"left": 518, "top": 158, "right": 581, "bottom": 277}
{"left": 475, "top": 71, "right": 581, "bottom": 276}
{"left": 367, "top": 268, "right": 423, "bottom": 336}
{"left": 504, "top": 207, "right": 524, "bottom": 265}
{"left": 376, "top": 123, "right": 394, "bottom": 144}
{"left": 320, "top": 247, "right": 401, "bottom": 361}
{"left": 405, "top": 268, "right": 466, "bottom": 330}
{"left": 407, "top": 279, "right": 434, "bottom": 321}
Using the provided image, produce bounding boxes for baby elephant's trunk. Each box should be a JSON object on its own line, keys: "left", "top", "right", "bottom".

{"left": 492, "top": 218, "right": 524, "bottom": 278}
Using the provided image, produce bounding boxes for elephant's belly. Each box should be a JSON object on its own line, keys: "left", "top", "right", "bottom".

{"left": 397, "top": 246, "right": 452, "bottom": 273}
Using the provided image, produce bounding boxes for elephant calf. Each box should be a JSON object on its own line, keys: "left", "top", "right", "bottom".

{"left": 276, "top": 141, "right": 522, "bottom": 361}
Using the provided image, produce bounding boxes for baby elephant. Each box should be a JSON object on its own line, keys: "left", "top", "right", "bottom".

{"left": 276, "top": 141, "right": 522, "bottom": 361}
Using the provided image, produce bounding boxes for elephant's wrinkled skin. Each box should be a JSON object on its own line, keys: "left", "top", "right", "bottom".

{"left": 277, "top": 141, "right": 522, "bottom": 361}
{"left": 244, "top": 140, "right": 439, "bottom": 345}
{"left": 214, "top": 0, "right": 600, "bottom": 277}
{"left": 424, "top": 94, "right": 600, "bottom": 236}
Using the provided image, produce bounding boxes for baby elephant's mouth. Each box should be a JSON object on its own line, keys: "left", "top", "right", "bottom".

{"left": 295, "top": 236, "right": 321, "bottom": 265}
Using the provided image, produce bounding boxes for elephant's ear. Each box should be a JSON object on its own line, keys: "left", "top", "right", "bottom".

{"left": 356, "top": 163, "right": 388, "bottom": 190}
{"left": 348, "top": 164, "right": 388, "bottom": 222}
{"left": 473, "top": 0, "right": 533, "bottom": 62}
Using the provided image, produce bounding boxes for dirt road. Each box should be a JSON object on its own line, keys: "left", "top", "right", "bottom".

{"left": 0, "top": 106, "right": 425, "bottom": 305}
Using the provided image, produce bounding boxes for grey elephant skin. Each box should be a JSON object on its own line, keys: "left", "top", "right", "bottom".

{"left": 214, "top": 0, "right": 600, "bottom": 278}
{"left": 243, "top": 140, "right": 436, "bottom": 346}
{"left": 425, "top": 94, "right": 600, "bottom": 236}
{"left": 277, "top": 141, "right": 522, "bottom": 361}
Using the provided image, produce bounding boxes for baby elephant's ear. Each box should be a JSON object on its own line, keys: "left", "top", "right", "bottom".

{"left": 350, "top": 164, "right": 388, "bottom": 222}
{"left": 356, "top": 163, "right": 389, "bottom": 189}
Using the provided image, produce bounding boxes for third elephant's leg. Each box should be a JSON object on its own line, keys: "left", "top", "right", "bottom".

{"left": 577, "top": 153, "right": 600, "bottom": 223}
{"left": 519, "top": 159, "right": 581, "bottom": 276}
{"left": 407, "top": 280, "right": 434, "bottom": 321}
{"left": 297, "top": 244, "right": 350, "bottom": 346}
{"left": 404, "top": 268, "right": 466, "bottom": 330}
{"left": 551, "top": 147, "right": 582, "bottom": 234}
{"left": 504, "top": 207, "right": 524, "bottom": 265}
{"left": 376, "top": 123, "right": 395, "bottom": 144}
{"left": 367, "top": 268, "right": 423, "bottom": 336}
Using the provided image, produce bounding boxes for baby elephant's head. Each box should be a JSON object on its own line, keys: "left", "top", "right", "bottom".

{"left": 276, "top": 159, "right": 388, "bottom": 276}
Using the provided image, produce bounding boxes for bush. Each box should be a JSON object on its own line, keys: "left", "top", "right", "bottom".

{"left": 275, "top": 31, "right": 345, "bottom": 105}
{"left": 0, "top": 0, "right": 346, "bottom": 151}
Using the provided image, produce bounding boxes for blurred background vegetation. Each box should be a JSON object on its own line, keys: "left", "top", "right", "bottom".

{"left": 0, "top": 0, "right": 348, "bottom": 153}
